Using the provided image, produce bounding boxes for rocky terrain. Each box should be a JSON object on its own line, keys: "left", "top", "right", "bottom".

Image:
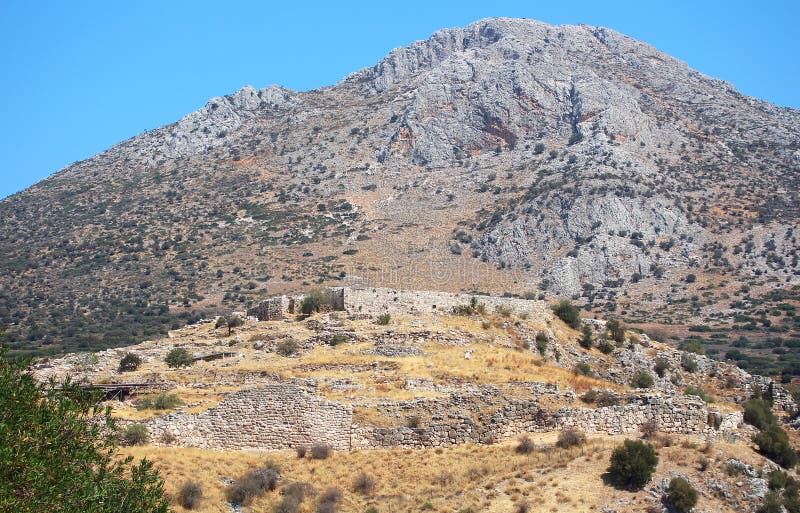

{"left": 1, "top": 18, "right": 799, "bottom": 377}
{"left": 34, "top": 287, "right": 800, "bottom": 512}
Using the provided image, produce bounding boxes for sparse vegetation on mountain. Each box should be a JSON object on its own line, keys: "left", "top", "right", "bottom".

{"left": 119, "top": 352, "right": 142, "bottom": 372}
{"left": 552, "top": 300, "right": 581, "bottom": 329}
{"left": 667, "top": 477, "right": 699, "bottom": 513}
{"left": 165, "top": 347, "right": 193, "bottom": 368}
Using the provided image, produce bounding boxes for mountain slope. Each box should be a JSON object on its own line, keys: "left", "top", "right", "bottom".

{"left": 1, "top": 18, "right": 799, "bottom": 360}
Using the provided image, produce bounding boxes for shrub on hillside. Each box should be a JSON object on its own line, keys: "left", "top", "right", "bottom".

{"left": 573, "top": 362, "right": 593, "bottom": 377}
{"left": 556, "top": 429, "right": 586, "bottom": 449}
{"left": 164, "top": 347, "right": 193, "bottom": 368}
{"left": 608, "top": 439, "right": 659, "bottom": 489}
{"left": 684, "top": 386, "right": 713, "bottom": 403}
{"left": 667, "top": 477, "right": 698, "bottom": 513}
{"left": 376, "top": 313, "right": 391, "bottom": 325}
{"left": 597, "top": 339, "right": 615, "bottom": 354}
{"left": 606, "top": 319, "right": 625, "bottom": 343}
{"left": 515, "top": 434, "right": 535, "bottom": 454}
{"left": 579, "top": 325, "right": 593, "bottom": 349}
{"left": 631, "top": 371, "right": 654, "bottom": 389}
{"left": 135, "top": 392, "right": 183, "bottom": 410}
{"left": 654, "top": 358, "right": 670, "bottom": 377}
{"left": 119, "top": 352, "right": 142, "bottom": 372}
{"left": 743, "top": 399, "right": 776, "bottom": 430}
{"left": 300, "top": 289, "right": 338, "bottom": 315}
{"left": 551, "top": 300, "right": 581, "bottom": 329}
{"left": 352, "top": 471, "right": 376, "bottom": 495}
{"left": 226, "top": 466, "right": 280, "bottom": 506}
{"left": 176, "top": 480, "right": 203, "bottom": 510}
{"left": 276, "top": 339, "right": 299, "bottom": 356}
{"left": 755, "top": 425, "right": 799, "bottom": 468}
{"left": 119, "top": 423, "right": 149, "bottom": 446}
{"left": 681, "top": 353, "right": 698, "bottom": 373}
{"left": 310, "top": 443, "right": 332, "bottom": 460}
{"left": 316, "top": 487, "right": 343, "bottom": 513}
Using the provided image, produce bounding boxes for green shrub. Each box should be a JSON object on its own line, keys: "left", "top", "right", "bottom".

{"left": 300, "top": 289, "right": 338, "bottom": 315}
{"left": 177, "top": 480, "right": 203, "bottom": 510}
{"left": 552, "top": 300, "right": 581, "bottom": 329}
{"left": 597, "top": 340, "right": 615, "bottom": 354}
{"left": 535, "top": 332, "right": 548, "bottom": 355}
{"left": 630, "top": 371, "right": 654, "bottom": 389}
{"left": 743, "top": 399, "right": 776, "bottom": 430}
{"left": 376, "top": 313, "right": 391, "bottom": 325}
{"left": 608, "top": 439, "right": 659, "bottom": 489}
{"left": 216, "top": 314, "right": 244, "bottom": 335}
{"left": 276, "top": 340, "right": 299, "bottom": 356}
{"left": 226, "top": 466, "right": 280, "bottom": 506}
{"left": 119, "top": 423, "right": 149, "bottom": 446}
{"left": 495, "top": 305, "right": 513, "bottom": 318}
{"left": 684, "top": 386, "right": 713, "bottom": 403}
{"left": 680, "top": 338, "right": 706, "bottom": 355}
{"left": 330, "top": 334, "right": 348, "bottom": 346}
{"left": 654, "top": 358, "right": 670, "bottom": 377}
{"left": 681, "top": 353, "right": 698, "bottom": 373}
{"left": 119, "top": 352, "right": 142, "bottom": 372}
{"left": 573, "top": 362, "right": 593, "bottom": 377}
{"left": 579, "top": 325, "right": 593, "bottom": 349}
{"left": 759, "top": 491, "right": 785, "bottom": 513}
{"left": 606, "top": 319, "right": 625, "bottom": 343}
{"left": 135, "top": 392, "right": 183, "bottom": 411}
{"left": 667, "top": 477, "right": 698, "bottom": 513}
{"left": 164, "top": 347, "right": 193, "bottom": 368}
{"left": 754, "top": 425, "right": 799, "bottom": 468}
{"left": 0, "top": 352, "right": 169, "bottom": 513}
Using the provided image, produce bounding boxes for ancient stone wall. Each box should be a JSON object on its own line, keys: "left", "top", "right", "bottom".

{"left": 147, "top": 383, "right": 352, "bottom": 450}
{"left": 341, "top": 287, "right": 549, "bottom": 318}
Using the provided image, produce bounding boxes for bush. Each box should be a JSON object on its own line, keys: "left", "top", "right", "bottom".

{"left": 274, "top": 482, "right": 307, "bottom": 513}
{"left": 667, "top": 477, "right": 698, "bottom": 513}
{"left": 743, "top": 399, "right": 776, "bottom": 430}
{"left": 119, "top": 352, "right": 142, "bottom": 372}
{"left": 310, "top": 443, "right": 332, "bottom": 460}
{"left": 681, "top": 354, "right": 698, "bottom": 373}
{"left": 754, "top": 425, "right": 799, "bottom": 468}
{"left": 216, "top": 314, "right": 244, "bottom": 335}
{"left": 573, "top": 362, "right": 593, "bottom": 377}
{"left": 515, "top": 434, "right": 535, "bottom": 454}
{"left": 300, "top": 289, "right": 338, "bottom": 315}
{"left": 579, "top": 325, "right": 593, "bottom": 349}
{"left": 596, "top": 391, "right": 620, "bottom": 407}
{"left": 316, "top": 487, "right": 343, "bottom": 513}
{"left": 759, "top": 491, "right": 784, "bottom": 513}
{"left": 135, "top": 392, "right": 183, "bottom": 410}
{"left": 535, "top": 332, "right": 548, "bottom": 355}
{"left": 276, "top": 340, "right": 299, "bottom": 356}
{"left": 552, "top": 300, "right": 581, "bottom": 329}
{"left": 556, "top": 429, "right": 586, "bottom": 449}
{"left": 0, "top": 352, "right": 169, "bottom": 513}
{"left": 226, "top": 466, "right": 280, "bottom": 506}
{"left": 631, "top": 371, "right": 654, "bottom": 389}
{"left": 597, "top": 340, "right": 615, "bottom": 354}
{"left": 165, "top": 347, "right": 193, "bottom": 368}
{"left": 352, "top": 471, "right": 375, "bottom": 494}
{"left": 680, "top": 338, "right": 706, "bottom": 355}
{"left": 295, "top": 445, "right": 307, "bottom": 458}
{"left": 376, "top": 313, "right": 391, "bottom": 325}
{"left": 684, "top": 386, "right": 713, "bottom": 403}
{"left": 606, "top": 319, "right": 625, "bottom": 343}
{"left": 654, "top": 358, "right": 670, "bottom": 377}
{"left": 177, "top": 480, "right": 203, "bottom": 510}
{"left": 495, "top": 305, "right": 513, "bottom": 318}
{"left": 608, "top": 439, "right": 659, "bottom": 489}
{"left": 119, "top": 423, "right": 149, "bottom": 446}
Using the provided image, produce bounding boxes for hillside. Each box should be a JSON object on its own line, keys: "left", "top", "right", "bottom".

{"left": 1, "top": 18, "right": 799, "bottom": 380}
{"left": 34, "top": 287, "right": 800, "bottom": 512}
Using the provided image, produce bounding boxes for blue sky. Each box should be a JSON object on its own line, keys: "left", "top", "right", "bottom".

{"left": 1, "top": 0, "right": 797, "bottom": 200}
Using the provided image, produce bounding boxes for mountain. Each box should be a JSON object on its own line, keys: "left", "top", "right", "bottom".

{"left": 1, "top": 18, "right": 799, "bottom": 367}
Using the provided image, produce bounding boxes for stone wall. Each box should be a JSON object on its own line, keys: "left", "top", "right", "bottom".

{"left": 147, "top": 383, "right": 352, "bottom": 450}
{"left": 341, "top": 287, "right": 549, "bottom": 318}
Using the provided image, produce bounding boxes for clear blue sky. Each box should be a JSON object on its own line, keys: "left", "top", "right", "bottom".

{"left": 1, "top": 0, "right": 797, "bottom": 200}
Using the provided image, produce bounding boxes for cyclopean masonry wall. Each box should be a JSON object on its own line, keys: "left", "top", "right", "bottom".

{"left": 145, "top": 382, "right": 739, "bottom": 451}
{"left": 147, "top": 383, "right": 352, "bottom": 450}
{"left": 246, "top": 287, "right": 548, "bottom": 321}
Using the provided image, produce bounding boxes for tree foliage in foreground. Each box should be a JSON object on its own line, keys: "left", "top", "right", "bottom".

{"left": 0, "top": 349, "right": 170, "bottom": 513}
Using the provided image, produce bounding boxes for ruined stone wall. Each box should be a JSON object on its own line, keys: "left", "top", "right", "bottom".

{"left": 341, "top": 287, "right": 549, "bottom": 318}
{"left": 147, "top": 383, "right": 352, "bottom": 450}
